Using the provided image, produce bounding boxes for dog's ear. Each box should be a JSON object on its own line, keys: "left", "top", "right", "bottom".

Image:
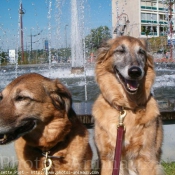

{"left": 146, "top": 53, "right": 154, "bottom": 68}
{"left": 97, "top": 39, "right": 114, "bottom": 63}
{"left": 48, "top": 79, "right": 72, "bottom": 113}
{"left": 139, "top": 38, "right": 148, "bottom": 50}
{"left": 139, "top": 38, "right": 154, "bottom": 67}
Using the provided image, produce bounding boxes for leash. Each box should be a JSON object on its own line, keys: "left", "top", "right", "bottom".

{"left": 112, "top": 109, "right": 126, "bottom": 175}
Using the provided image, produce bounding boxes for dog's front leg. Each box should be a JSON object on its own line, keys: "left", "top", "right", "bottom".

{"left": 136, "top": 159, "right": 165, "bottom": 175}
{"left": 100, "top": 159, "right": 114, "bottom": 175}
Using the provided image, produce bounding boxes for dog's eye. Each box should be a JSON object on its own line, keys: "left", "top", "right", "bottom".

{"left": 115, "top": 46, "right": 125, "bottom": 54}
{"left": 116, "top": 49, "right": 125, "bottom": 54}
{"left": 15, "top": 95, "right": 29, "bottom": 102}
{"left": 0, "top": 93, "right": 3, "bottom": 101}
{"left": 138, "top": 48, "right": 146, "bottom": 55}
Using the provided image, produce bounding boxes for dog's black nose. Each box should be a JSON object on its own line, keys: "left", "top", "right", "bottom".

{"left": 128, "top": 66, "right": 142, "bottom": 79}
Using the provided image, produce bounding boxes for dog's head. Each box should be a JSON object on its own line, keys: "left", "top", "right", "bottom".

{"left": 96, "top": 36, "right": 155, "bottom": 108}
{"left": 0, "top": 73, "right": 74, "bottom": 148}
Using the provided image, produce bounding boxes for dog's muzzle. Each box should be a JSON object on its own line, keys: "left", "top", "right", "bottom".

{"left": 128, "top": 66, "right": 142, "bottom": 79}
{"left": 0, "top": 119, "right": 36, "bottom": 145}
{"left": 115, "top": 66, "right": 144, "bottom": 95}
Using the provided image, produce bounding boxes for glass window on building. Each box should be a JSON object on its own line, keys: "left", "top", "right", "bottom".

{"left": 151, "top": 26, "right": 158, "bottom": 35}
{"left": 159, "top": 14, "right": 166, "bottom": 21}
{"left": 160, "top": 26, "right": 167, "bottom": 36}
{"left": 141, "top": 26, "right": 146, "bottom": 35}
{"left": 141, "top": 0, "right": 157, "bottom": 10}
{"left": 141, "top": 13, "right": 147, "bottom": 20}
{"left": 158, "top": 0, "right": 168, "bottom": 11}
{"left": 152, "top": 1, "right": 157, "bottom": 8}
{"left": 141, "top": 0, "right": 151, "bottom": 7}
{"left": 151, "top": 13, "right": 157, "bottom": 21}
{"left": 141, "top": 13, "right": 157, "bottom": 23}
{"left": 159, "top": 14, "right": 168, "bottom": 24}
{"left": 141, "top": 25, "right": 157, "bottom": 36}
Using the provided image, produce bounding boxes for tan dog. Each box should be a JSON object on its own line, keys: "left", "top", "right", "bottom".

{"left": 0, "top": 73, "right": 92, "bottom": 174}
{"left": 92, "top": 36, "right": 164, "bottom": 175}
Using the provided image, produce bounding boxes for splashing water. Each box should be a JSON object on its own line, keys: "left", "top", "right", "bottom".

{"left": 71, "top": 0, "right": 84, "bottom": 68}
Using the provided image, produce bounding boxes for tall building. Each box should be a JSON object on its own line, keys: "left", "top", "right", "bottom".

{"left": 112, "top": 0, "right": 175, "bottom": 39}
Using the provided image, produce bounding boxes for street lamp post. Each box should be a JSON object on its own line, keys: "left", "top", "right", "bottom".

{"left": 19, "top": 3, "right": 25, "bottom": 63}
{"left": 113, "top": 13, "right": 130, "bottom": 36}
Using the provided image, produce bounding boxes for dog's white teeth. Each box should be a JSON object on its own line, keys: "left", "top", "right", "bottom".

{"left": 0, "top": 134, "right": 7, "bottom": 141}
{"left": 127, "top": 83, "right": 138, "bottom": 91}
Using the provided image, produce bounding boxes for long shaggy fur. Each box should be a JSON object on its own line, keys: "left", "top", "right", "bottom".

{"left": 0, "top": 73, "right": 92, "bottom": 175}
{"left": 92, "top": 36, "right": 164, "bottom": 175}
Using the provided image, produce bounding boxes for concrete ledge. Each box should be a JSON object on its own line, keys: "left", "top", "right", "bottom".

{"left": 71, "top": 67, "right": 84, "bottom": 74}
{"left": 73, "top": 102, "right": 175, "bottom": 128}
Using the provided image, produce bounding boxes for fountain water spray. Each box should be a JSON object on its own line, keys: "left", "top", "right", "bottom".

{"left": 71, "top": 0, "right": 84, "bottom": 73}
{"left": 47, "top": 0, "right": 52, "bottom": 78}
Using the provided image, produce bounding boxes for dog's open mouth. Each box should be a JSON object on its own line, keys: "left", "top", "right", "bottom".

{"left": 116, "top": 70, "right": 139, "bottom": 94}
{"left": 0, "top": 120, "right": 36, "bottom": 145}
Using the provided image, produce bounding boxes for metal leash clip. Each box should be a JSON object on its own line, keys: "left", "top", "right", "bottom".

{"left": 42, "top": 151, "right": 53, "bottom": 175}
{"left": 117, "top": 109, "right": 126, "bottom": 128}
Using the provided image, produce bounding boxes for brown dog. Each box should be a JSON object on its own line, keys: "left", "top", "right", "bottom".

{"left": 0, "top": 73, "right": 92, "bottom": 174}
{"left": 92, "top": 36, "right": 164, "bottom": 175}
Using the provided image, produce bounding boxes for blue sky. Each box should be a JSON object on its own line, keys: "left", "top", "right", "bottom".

{"left": 0, "top": 0, "right": 112, "bottom": 51}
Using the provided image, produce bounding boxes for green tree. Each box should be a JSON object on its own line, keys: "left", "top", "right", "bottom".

{"left": 0, "top": 52, "right": 7, "bottom": 64}
{"left": 58, "top": 47, "right": 71, "bottom": 62}
{"left": 85, "top": 26, "right": 111, "bottom": 52}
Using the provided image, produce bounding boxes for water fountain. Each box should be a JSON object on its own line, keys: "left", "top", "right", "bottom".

{"left": 0, "top": 1, "right": 175, "bottom": 111}
{"left": 71, "top": 0, "right": 85, "bottom": 74}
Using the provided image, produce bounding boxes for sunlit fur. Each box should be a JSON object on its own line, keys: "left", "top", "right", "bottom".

{"left": 0, "top": 73, "right": 92, "bottom": 175}
{"left": 92, "top": 36, "right": 164, "bottom": 175}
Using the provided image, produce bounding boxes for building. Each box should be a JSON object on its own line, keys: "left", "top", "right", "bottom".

{"left": 112, "top": 0, "right": 175, "bottom": 39}
{"left": 9, "top": 50, "right": 16, "bottom": 64}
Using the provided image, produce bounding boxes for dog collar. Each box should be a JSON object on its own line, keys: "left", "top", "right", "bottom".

{"left": 114, "top": 93, "right": 153, "bottom": 112}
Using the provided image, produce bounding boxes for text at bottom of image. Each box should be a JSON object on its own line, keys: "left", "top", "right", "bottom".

{"left": 0, "top": 170, "right": 99, "bottom": 175}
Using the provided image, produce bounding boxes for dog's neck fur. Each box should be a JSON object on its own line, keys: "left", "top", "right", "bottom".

{"left": 21, "top": 108, "right": 78, "bottom": 154}
{"left": 33, "top": 135, "right": 69, "bottom": 158}
{"left": 113, "top": 93, "right": 152, "bottom": 112}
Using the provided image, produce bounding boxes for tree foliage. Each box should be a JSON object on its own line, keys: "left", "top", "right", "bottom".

{"left": 0, "top": 52, "right": 8, "bottom": 65}
{"left": 85, "top": 26, "right": 111, "bottom": 52}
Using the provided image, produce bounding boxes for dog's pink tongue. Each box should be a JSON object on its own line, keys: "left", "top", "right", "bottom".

{"left": 125, "top": 79, "right": 138, "bottom": 91}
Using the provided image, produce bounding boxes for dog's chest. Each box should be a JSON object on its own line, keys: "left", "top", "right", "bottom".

{"left": 122, "top": 111, "right": 148, "bottom": 158}
{"left": 123, "top": 125, "right": 144, "bottom": 155}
